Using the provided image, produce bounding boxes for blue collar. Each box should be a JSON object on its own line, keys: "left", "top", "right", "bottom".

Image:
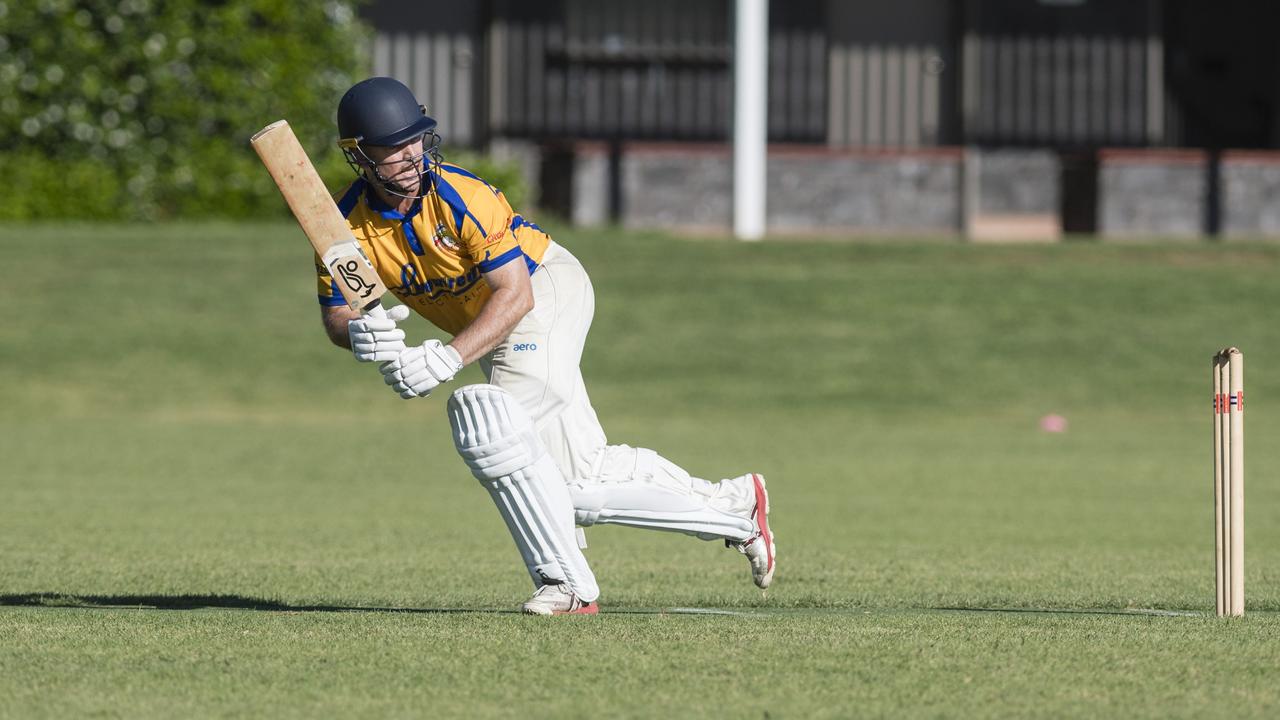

{"left": 365, "top": 183, "right": 422, "bottom": 222}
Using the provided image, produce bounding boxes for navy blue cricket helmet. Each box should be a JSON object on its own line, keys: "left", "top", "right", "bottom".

{"left": 336, "top": 77, "right": 443, "bottom": 197}
{"left": 338, "top": 76, "right": 437, "bottom": 146}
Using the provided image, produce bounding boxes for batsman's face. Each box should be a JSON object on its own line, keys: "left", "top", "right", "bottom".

{"left": 364, "top": 138, "right": 425, "bottom": 195}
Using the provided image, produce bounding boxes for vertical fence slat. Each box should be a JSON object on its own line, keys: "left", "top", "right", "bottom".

{"left": 998, "top": 37, "right": 1015, "bottom": 137}
{"left": 1034, "top": 36, "right": 1052, "bottom": 139}
{"left": 808, "top": 28, "right": 826, "bottom": 140}
{"left": 1016, "top": 36, "right": 1032, "bottom": 140}
{"left": 620, "top": 67, "right": 638, "bottom": 135}
{"left": 432, "top": 36, "right": 451, "bottom": 127}
{"left": 790, "top": 28, "right": 808, "bottom": 140}
{"left": 848, "top": 45, "right": 865, "bottom": 146}
{"left": 393, "top": 33, "right": 412, "bottom": 94}
{"left": 902, "top": 45, "right": 921, "bottom": 147}
{"left": 544, "top": 30, "right": 566, "bottom": 137}
{"left": 828, "top": 43, "right": 848, "bottom": 145}
{"left": 1131, "top": 38, "right": 1152, "bottom": 142}
{"left": 1052, "top": 36, "right": 1070, "bottom": 141}
{"left": 768, "top": 27, "right": 786, "bottom": 138}
{"left": 506, "top": 22, "right": 525, "bottom": 135}
{"left": 1145, "top": 0, "right": 1165, "bottom": 146}
{"left": 373, "top": 33, "right": 391, "bottom": 77}
{"left": 716, "top": 56, "right": 733, "bottom": 140}
{"left": 1071, "top": 36, "right": 1087, "bottom": 142}
{"left": 488, "top": 18, "right": 507, "bottom": 136}
{"left": 921, "top": 45, "right": 939, "bottom": 144}
{"left": 979, "top": 36, "right": 998, "bottom": 138}
{"left": 583, "top": 64, "right": 602, "bottom": 134}
{"left": 866, "top": 45, "right": 883, "bottom": 145}
{"left": 962, "top": 28, "right": 980, "bottom": 138}
{"left": 1108, "top": 36, "right": 1125, "bottom": 141}
{"left": 409, "top": 35, "right": 428, "bottom": 112}
{"left": 687, "top": 66, "right": 703, "bottom": 138}
{"left": 883, "top": 45, "right": 901, "bottom": 146}
{"left": 528, "top": 22, "right": 546, "bottom": 134}
{"left": 453, "top": 36, "right": 473, "bottom": 145}
{"left": 1090, "top": 36, "right": 1106, "bottom": 141}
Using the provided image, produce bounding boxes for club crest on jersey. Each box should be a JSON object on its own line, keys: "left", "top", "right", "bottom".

{"left": 432, "top": 223, "right": 460, "bottom": 252}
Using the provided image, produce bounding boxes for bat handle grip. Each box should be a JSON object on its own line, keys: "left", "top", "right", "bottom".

{"left": 362, "top": 300, "right": 387, "bottom": 319}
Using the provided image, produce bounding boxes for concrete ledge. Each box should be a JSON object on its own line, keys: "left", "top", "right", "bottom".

{"left": 967, "top": 214, "right": 1061, "bottom": 243}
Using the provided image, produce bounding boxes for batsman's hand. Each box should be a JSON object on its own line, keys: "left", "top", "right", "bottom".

{"left": 380, "top": 339, "right": 464, "bottom": 399}
{"left": 348, "top": 305, "right": 412, "bottom": 362}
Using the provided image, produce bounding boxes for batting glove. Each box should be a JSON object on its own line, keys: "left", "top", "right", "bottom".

{"left": 380, "top": 339, "right": 464, "bottom": 399}
{"left": 348, "top": 304, "right": 411, "bottom": 363}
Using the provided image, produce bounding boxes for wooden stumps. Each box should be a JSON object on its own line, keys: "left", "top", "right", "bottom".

{"left": 1213, "top": 348, "right": 1244, "bottom": 617}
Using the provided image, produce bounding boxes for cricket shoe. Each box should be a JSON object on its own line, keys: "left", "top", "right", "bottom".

{"left": 521, "top": 582, "right": 599, "bottom": 616}
{"left": 727, "top": 473, "right": 775, "bottom": 589}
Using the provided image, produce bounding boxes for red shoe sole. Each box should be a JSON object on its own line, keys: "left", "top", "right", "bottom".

{"left": 552, "top": 602, "right": 599, "bottom": 616}
{"left": 751, "top": 474, "right": 775, "bottom": 576}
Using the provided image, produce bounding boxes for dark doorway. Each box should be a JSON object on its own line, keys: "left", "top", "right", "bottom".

{"left": 1164, "top": 1, "right": 1280, "bottom": 149}
{"left": 1059, "top": 151, "right": 1098, "bottom": 235}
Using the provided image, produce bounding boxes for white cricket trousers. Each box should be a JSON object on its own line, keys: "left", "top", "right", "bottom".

{"left": 479, "top": 242, "right": 757, "bottom": 554}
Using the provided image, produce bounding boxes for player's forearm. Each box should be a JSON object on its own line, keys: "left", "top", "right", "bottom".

{"left": 321, "top": 306, "right": 359, "bottom": 350}
{"left": 448, "top": 288, "right": 533, "bottom": 365}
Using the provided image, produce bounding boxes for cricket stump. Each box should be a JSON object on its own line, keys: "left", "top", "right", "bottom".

{"left": 1213, "top": 348, "right": 1244, "bottom": 617}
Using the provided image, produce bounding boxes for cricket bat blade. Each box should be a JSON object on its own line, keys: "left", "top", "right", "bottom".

{"left": 250, "top": 119, "right": 387, "bottom": 316}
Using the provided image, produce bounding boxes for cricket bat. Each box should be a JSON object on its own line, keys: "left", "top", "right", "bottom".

{"left": 250, "top": 119, "right": 386, "bottom": 317}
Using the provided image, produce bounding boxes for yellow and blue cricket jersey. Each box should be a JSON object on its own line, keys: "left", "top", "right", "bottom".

{"left": 316, "top": 163, "right": 552, "bottom": 336}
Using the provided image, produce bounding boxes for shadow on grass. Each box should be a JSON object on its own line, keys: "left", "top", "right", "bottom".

{"left": 3, "top": 594, "right": 1270, "bottom": 618}
{"left": 0, "top": 593, "right": 742, "bottom": 616}
{"left": 0, "top": 593, "right": 516, "bottom": 614}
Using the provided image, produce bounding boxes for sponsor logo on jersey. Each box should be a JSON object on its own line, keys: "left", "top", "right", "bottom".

{"left": 484, "top": 227, "right": 507, "bottom": 247}
{"left": 390, "top": 263, "right": 482, "bottom": 299}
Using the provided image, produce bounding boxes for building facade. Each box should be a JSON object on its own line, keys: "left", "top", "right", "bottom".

{"left": 363, "top": 0, "right": 1280, "bottom": 237}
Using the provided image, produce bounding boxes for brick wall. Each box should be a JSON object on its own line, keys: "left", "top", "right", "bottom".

{"left": 1221, "top": 152, "right": 1280, "bottom": 237}
{"left": 571, "top": 143, "right": 963, "bottom": 235}
{"left": 1097, "top": 150, "right": 1207, "bottom": 239}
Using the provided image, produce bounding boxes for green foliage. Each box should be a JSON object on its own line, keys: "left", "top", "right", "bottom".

{"left": 0, "top": 0, "right": 369, "bottom": 220}
{"left": 0, "top": 150, "right": 121, "bottom": 219}
{"left": 442, "top": 147, "right": 529, "bottom": 213}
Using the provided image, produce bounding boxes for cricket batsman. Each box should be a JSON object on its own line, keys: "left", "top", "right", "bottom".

{"left": 318, "top": 77, "right": 775, "bottom": 615}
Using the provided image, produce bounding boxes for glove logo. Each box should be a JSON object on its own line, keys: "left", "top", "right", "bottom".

{"left": 512, "top": 343, "right": 538, "bottom": 352}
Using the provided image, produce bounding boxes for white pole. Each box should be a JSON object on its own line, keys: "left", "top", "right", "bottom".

{"left": 733, "top": 0, "right": 768, "bottom": 241}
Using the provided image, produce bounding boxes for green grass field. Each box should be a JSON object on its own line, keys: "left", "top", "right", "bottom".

{"left": 1, "top": 224, "right": 1278, "bottom": 718}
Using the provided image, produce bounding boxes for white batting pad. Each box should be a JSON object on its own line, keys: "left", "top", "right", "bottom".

{"left": 448, "top": 384, "right": 600, "bottom": 602}
{"left": 572, "top": 448, "right": 756, "bottom": 542}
